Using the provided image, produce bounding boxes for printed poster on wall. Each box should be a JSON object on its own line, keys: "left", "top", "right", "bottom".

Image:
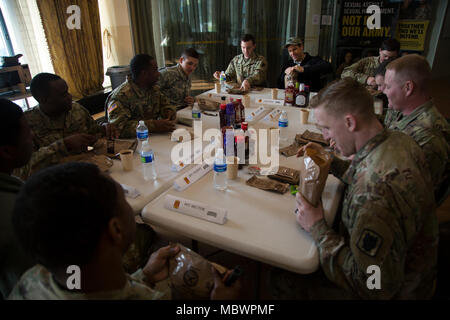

{"left": 395, "top": 20, "right": 430, "bottom": 51}
{"left": 338, "top": 0, "right": 398, "bottom": 47}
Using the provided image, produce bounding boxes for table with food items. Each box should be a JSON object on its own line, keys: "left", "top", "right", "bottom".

{"left": 108, "top": 85, "right": 345, "bottom": 274}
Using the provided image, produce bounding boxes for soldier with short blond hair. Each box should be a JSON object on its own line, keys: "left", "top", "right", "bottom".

{"left": 271, "top": 78, "right": 438, "bottom": 299}
{"left": 383, "top": 54, "right": 450, "bottom": 205}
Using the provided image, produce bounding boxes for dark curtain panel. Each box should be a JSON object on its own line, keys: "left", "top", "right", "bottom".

{"left": 129, "top": 0, "right": 156, "bottom": 56}
{"left": 156, "top": 0, "right": 306, "bottom": 87}
{"left": 37, "top": 0, "right": 103, "bottom": 99}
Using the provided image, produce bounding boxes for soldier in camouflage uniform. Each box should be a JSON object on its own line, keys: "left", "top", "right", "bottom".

{"left": 8, "top": 163, "right": 238, "bottom": 300}
{"left": 271, "top": 78, "right": 438, "bottom": 299}
{"left": 341, "top": 38, "right": 400, "bottom": 86}
{"left": 106, "top": 54, "right": 177, "bottom": 139}
{"left": 13, "top": 73, "right": 116, "bottom": 180}
{"left": 213, "top": 34, "right": 267, "bottom": 91}
{"left": 158, "top": 48, "right": 199, "bottom": 110}
{"left": 383, "top": 54, "right": 450, "bottom": 205}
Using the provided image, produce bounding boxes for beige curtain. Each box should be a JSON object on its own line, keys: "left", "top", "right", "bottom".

{"left": 128, "top": 0, "right": 156, "bottom": 56}
{"left": 36, "top": 0, "right": 104, "bottom": 99}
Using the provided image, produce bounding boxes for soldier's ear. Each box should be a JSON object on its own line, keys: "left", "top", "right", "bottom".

{"left": 404, "top": 80, "right": 414, "bottom": 97}
{"left": 344, "top": 114, "right": 357, "bottom": 132}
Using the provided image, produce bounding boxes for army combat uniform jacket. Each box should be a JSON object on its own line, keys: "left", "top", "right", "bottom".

{"left": 13, "top": 102, "right": 104, "bottom": 180}
{"left": 106, "top": 79, "right": 176, "bottom": 138}
{"left": 9, "top": 265, "right": 168, "bottom": 300}
{"left": 158, "top": 64, "right": 191, "bottom": 109}
{"left": 311, "top": 130, "right": 438, "bottom": 299}
{"left": 225, "top": 52, "right": 268, "bottom": 86}
{"left": 385, "top": 101, "right": 450, "bottom": 204}
{"left": 341, "top": 56, "right": 380, "bottom": 84}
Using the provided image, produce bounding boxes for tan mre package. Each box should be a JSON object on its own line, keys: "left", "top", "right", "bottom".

{"left": 300, "top": 147, "right": 332, "bottom": 206}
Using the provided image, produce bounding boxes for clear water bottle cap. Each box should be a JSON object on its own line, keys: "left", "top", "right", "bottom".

{"left": 139, "top": 120, "right": 145, "bottom": 125}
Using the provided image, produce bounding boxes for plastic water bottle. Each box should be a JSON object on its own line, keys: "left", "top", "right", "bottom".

{"left": 192, "top": 103, "right": 201, "bottom": 121}
{"left": 141, "top": 140, "right": 157, "bottom": 181}
{"left": 213, "top": 148, "right": 227, "bottom": 191}
{"left": 220, "top": 71, "right": 226, "bottom": 88}
{"left": 136, "top": 120, "right": 148, "bottom": 151}
{"left": 278, "top": 111, "right": 289, "bottom": 143}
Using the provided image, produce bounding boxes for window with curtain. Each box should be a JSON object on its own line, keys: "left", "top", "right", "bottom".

{"left": 153, "top": 0, "right": 307, "bottom": 88}
{"left": 1, "top": 0, "right": 54, "bottom": 76}
{"left": 0, "top": 8, "right": 13, "bottom": 56}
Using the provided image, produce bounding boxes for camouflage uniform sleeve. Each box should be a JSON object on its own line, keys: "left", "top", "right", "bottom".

{"left": 225, "top": 57, "right": 237, "bottom": 83}
{"left": 310, "top": 199, "right": 405, "bottom": 299}
{"left": 341, "top": 58, "right": 370, "bottom": 85}
{"left": 74, "top": 102, "right": 105, "bottom": 137}
{"left": 157, "top": 71, "right": 169, "bottom": 93}
{"left": 246, "top": 56, "right": 268, "bottom": 86}
{"left": 414, "top": 128, "right": 448, "bottom": 187}
{"left": 106, "top": 98, "right": 140, "bottom": 139}
{"left": 157, "top": 91, "right": 177, "bottom": 120}
{"left": 13, "top": 139, "right": 69, "bottom": 180}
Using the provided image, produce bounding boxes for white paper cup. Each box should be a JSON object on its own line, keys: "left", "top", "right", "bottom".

{"left": 215, "top": 83, "right": 221, "bottom": 93}
{"left": 300, "top": 108, "right": 309, "bottom": 124}
{"left": 119, "top": 149, "right": 134, "bottom": 171}
{"left": 243, "top": 95, "right": 251, "bottom": 108}
{"left": 271, "top": 88, "right": 278, "bottom": 100}
{"left": 226, "top": 156, "right": 239, "bottom": 180}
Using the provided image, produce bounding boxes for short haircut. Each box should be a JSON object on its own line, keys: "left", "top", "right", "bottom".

{"left": 30, "top": 73, "right": 62, "bottom": 102}
{"left": 130, "top": 54, "right": 154, "bottom": 81}
{"left": 12, "top": 162, "right": 119, "bottom": 270}
{"left": 373, "top": 57, "right": 398, "bottom": 77}
{"left": 385, "top": 54, "right": 431, "bottom": 92}
{"left": 380, "top": 38, "right": 400, "bottom": 53}
{"left": 181, "top": 48, "right": 199, "bottom": 60}
{"left": 310, "top": 78, "right": 375, "bottom": 121}
{"left": 0, "top": 99, "right": 23, "bottom": 147}
{"left": 241, "top": 34, "right": 255, "bottom": 44}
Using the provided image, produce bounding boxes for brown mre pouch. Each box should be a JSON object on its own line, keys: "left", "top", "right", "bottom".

{"left": 268, "top": 166, "right": 300, "bottom": 185}
{"left": 279, "top": 143, "right": 300, "bottom": 157}
{"left": 198, "top": 98, "right": 220, "bottom": 111}
{"left": 300, "top": 130, "right": 328, "bottom": 146}
{"left": 300, "top": 147, "right": 332, "bottom": 207}
{"left": 168, "top": 244, "right": 227, "bottom": 300}
{"left": 246, "top": 176, "right": 290, "bottom": 194}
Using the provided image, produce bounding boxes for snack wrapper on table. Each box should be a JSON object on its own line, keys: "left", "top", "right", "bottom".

{"left": 299, "top": 130, "right": 328, "bottom": 146}
{"left": 197, "top": 98, "right": 220, "bottom": 111}
{"left": 299, "top": 147, "right": 332, "bottom": 207}
{"left": 279, "top": 143, "right": 301, "bottom": 157}
{"left": 246, "top": 176, "right": 290, "bottom": 194}
{"left": 268, "top": 166, "right": 300, "bottom": 185}
{"left": 168, "top": 244, "right": 227, "bottom": 300}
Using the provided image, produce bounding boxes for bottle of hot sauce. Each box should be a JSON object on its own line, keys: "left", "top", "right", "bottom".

{"left": 284, "top": 80, "right": 295, "bottom": 106}
{"left": 241, "top": 121, "right": 250, "bottom": 163}
{"left": 219, "top": 104, "right": 227, "bottom": 128}
{"left": 236, "top": 98, "right": 245, "bottom": 128}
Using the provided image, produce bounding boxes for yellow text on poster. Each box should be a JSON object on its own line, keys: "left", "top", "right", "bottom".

{"left": 395, "top": 20, "right": 429, "bottom": 51}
